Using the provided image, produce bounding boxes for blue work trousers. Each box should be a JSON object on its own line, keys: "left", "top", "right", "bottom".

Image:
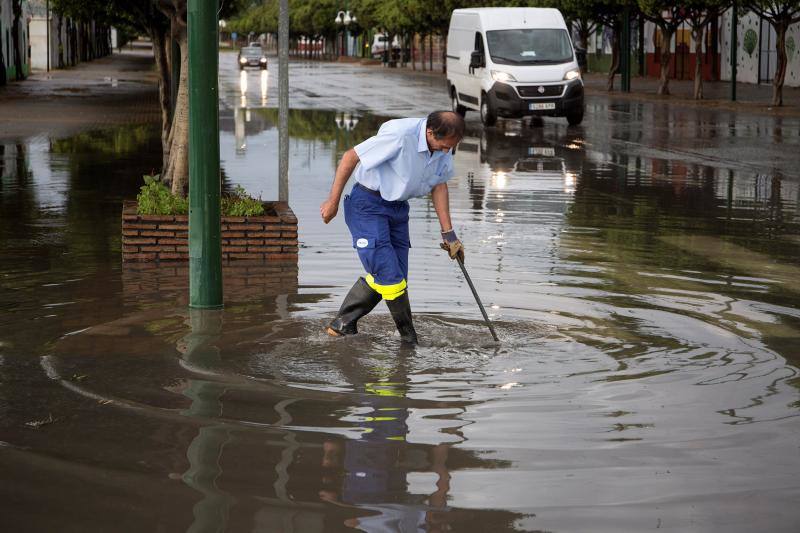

{"left": 343, "top": 184, "right": 410, "bottom": 300}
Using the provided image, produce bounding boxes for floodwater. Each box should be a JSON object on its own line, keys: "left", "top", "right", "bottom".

{"left": 2, "top": 69, "right": 800, "bottom": 532}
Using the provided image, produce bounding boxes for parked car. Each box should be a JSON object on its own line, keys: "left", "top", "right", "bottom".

{"left": 238, "top": 44, "right": 268, "bottom": 70}
{"left": 370, "top": 33, "right": 400, "bottom": 59}
{"left": 446, "top": 7, "right": 584, "bottom": 127}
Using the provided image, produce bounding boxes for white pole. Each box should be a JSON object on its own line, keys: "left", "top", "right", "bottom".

{"left": 278, "top": 0, "right": 289, "bottom": 203}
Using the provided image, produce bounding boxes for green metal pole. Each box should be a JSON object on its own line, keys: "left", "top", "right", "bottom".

{"left": 730, "top": 3, "right": 738, "bottom": 101}
{"left": 188, "top": 0, "right": 223, "bottom": 309}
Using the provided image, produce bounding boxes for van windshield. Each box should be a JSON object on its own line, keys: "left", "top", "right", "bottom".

{"left": 486, "top": 29, "right": 573, "bottom": 65}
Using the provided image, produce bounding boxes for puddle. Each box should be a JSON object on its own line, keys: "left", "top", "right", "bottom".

{"left": 1, "top": 74, "right": 800, "bottom": 531}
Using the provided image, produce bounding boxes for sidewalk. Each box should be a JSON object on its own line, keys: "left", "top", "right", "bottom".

{"left": 0, "top": 49, "right": 159, "bottom": 141}
{"left": 345, "top": 56, "right": 800, "bottom": 118}
{"left": 582, "top": 72, "right": 800, "bottom": 117}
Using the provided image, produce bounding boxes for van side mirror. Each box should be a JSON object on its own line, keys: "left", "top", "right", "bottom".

{"left": 469, "top": 50, "right": 484, "bottom": 70}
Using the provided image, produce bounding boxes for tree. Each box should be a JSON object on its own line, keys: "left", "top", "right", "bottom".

{"left": 593, "top": 1, "right": 636, "bottom": 91}
{"left": 153, "top": 0, "right": 189, "bottom": 196}
{"left": 11, "top": 0, "right": 26, "bottom": 80}
{"left": 638, "top": 1, "right": 687, "bottom": 95}
{"left": 55, "top": 0, "right": 246, "bottom": 195}
{"left": 0, "top": 2, "right": 6, "bottom": 85}
{"left": 157, "top": 0, "right": 246, "bottom": 194}
{"left": 367, "top": 0, "right": 414, "bottom": 67}
{"left": 557, "top": 0, "right": 599, "bottom": 51}
{"left": 684, "top": 1, "right": 732, "bottom": 100}
{"left": 746, "top": 1, "right": 800, "bottom": 106}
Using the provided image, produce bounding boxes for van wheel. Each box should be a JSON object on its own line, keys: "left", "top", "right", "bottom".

{"left": 480, "top": 95, "right": 497, "bottom": 127}
{"left": 451, "top": 91, "right": 467, "bottom": 117}
{"left": 566, "top": 109, "right": 584, "bottom": 126}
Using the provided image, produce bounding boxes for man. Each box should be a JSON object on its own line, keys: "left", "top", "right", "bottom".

{"left": 320, "top": 111, "right": 466, "bottom": 344}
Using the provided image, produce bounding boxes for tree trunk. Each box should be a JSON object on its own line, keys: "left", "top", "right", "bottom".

{"left": 69, "top": 20, "right": 76, "bottom": 66}
{"left": 150, "top": 26, "right": 172, "bottom": 173}
{"left": 164, "top": 32, "right": 189, "bottom": 196}
{"left": 11, "top": 0, "right": 25, "bottom": 80}
{"left": 580, "top": 26, "right": 589, "bottom": 50}
{"left": 658, "top": 27, "right": 674, "bottom": 95}
{"left": 442, "top": 34, "right": 447, "bottom": 74}
{"left": 429, "top": 33, "right": 433, "bottom": 71}
{"left": 411, "top": 34, "right": 416, "bottom": 70}
{"left": 607, "top": 28, "right": 620, "bottom": 91}
{"left": 57, "top": 16, "right": 64, "bottom": 68}
{"left": 693, "top": 24, "right": 704, "bottom": 100}
{"left": 579, "top": 24, "right": 591, "bottom": 72}
{"left": 66, "top": 20, "right": 71, "bottom": 65}
{"left": 772, "top": 22, "right": 788, "bottom": 106}
{"left": 420, "top": 33, "right": 425, "bottom": 71}
{"left": 0, "top": 14, "right": 6, "bottom": 86}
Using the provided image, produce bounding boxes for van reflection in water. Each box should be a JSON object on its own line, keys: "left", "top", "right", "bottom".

{"left": 455, "top": 126, "right": 586, "bottom": 211}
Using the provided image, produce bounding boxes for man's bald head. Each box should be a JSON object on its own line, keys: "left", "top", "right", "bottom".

{"left": 426, "top": 111, "right": 466, "bottom": 141}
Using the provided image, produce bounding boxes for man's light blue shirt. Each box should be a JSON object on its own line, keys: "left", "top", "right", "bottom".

{"left": 352, "top": 118, "right": 454, "bottom": 202}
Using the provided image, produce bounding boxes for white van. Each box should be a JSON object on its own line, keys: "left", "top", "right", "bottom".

{"left": 446, "top": 8, "right": 584, "bottom": 127}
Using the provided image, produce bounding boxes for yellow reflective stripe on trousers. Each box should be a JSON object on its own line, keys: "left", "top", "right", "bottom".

{"left": 365, "top": 274, "right": 406, "bottom": 301}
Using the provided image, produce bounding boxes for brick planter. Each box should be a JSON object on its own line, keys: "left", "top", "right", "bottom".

{"left": 122, "top": 200, "right": 298, "bottom": 263}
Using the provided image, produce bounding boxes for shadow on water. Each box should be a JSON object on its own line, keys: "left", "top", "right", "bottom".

{"left": 1, "top": 89, "right": 800, "bottom": 530}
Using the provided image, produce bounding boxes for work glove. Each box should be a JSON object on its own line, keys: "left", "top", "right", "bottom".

{"left": 440, "top": 229, "right": 465, "bottom": 263}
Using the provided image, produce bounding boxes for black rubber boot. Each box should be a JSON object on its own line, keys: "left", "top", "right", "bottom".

{"left": 326, "top": 277, "right": 382, "bottom": 336}
{"left": 385, "top": 291, "right": 418, "bottom": 344}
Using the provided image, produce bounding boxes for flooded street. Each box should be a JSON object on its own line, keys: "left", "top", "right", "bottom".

{"left": 1, "top": 54, "right": 799, "bottom": 532}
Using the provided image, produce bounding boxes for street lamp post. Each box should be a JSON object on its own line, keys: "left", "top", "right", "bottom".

{"left": 218, "top": 19, "right": 227, "bottom": 47}
{"left": 46, "top": 0, "right": 50, "bottom": 71}
{"left": 334, "top": 10, "right": 356, "bottom": 57}
{"left": 188, "top": 0, "right": 222, "bottom": 309}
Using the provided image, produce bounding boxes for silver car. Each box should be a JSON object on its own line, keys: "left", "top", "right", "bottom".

{"left": 238, "top": 43, "right": 267, "bottom": 70}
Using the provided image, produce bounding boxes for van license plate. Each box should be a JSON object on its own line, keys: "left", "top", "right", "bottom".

{"left": 529, "top": 102, "right": 556, "bottom": 110}
{"left": 528, "top": 147, "right": 555, "bottom": 156}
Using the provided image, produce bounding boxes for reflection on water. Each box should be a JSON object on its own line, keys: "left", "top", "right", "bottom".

{"left": 2, "top": 101, "right": 800, "bottom": 531}
{"left": 260, "top": 69, "right": 269, "bottom": 106}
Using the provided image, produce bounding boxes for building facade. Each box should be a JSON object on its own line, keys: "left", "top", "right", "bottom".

{"left": 583, "top": 10, "right": 800, "bottom": 88}
{"left": 719, "top": 10, "right": 800, "bottom": 87}
{"left": 26, "top": 0, "right": 111, "bottom": 75}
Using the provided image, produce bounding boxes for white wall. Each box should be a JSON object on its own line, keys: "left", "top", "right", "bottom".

{"left": 29, "top": 17, "right": 58, "bottom": 70}
{"left": 720, "top": 10, "right": 800, "bottom": 87}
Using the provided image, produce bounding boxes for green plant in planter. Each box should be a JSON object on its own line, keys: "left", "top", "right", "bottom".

{"left": 222, "top": 185, "right": 265, "bottom": 217}
{"left": 136, "top": 174, "right": 188, "bottom": 215}
{"left": 136, "top": 176, "right": 264, "bottom": 217}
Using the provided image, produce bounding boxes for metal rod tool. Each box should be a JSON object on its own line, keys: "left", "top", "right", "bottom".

{"left": 456, "top": 257, "right": 499, "bottom": 342}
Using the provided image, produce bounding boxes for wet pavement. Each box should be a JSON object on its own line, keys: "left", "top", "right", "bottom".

{"left": 1, "top": 52, "right": 799, "bottom": 532}
{"left": 0, "top": 50, "right": 159, "bottom": 141}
